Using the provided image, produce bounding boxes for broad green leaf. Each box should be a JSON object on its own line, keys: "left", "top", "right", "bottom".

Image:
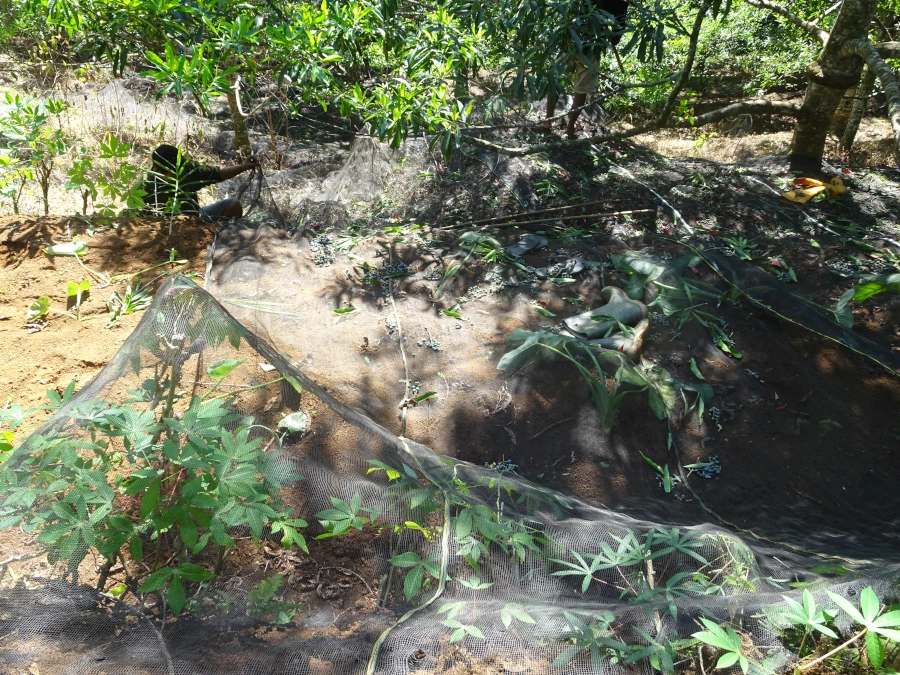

{"left": 137, "top": 566, "right": 173, "bottom": 593}
{"left": 178, "top": 563, "right": 215, "bottom": 582}
{"left": 860, "top": 587, "right": 880, "bottom": 623}
{"left": 715, "top": 652, "right": 739, "bottom": 669}
{"left": 168, "top": 575, "right": 186, "bottom": 615}
{"left": 389, "top": 551, "right": 422, "bottom": 568}
{"left": 853, "top": 273, "right": 900, "bottom": 302}
{"left": 278, "top": 412, "right": 309, "bottom": 433}
{"left": 27, "top": 296, "right": 50, "bottom": 321}
{"left": 873, "top": 610, "right": 900, "bottom": 628}
{"left": 689, "top": 358, "right": 705, "bottom": 380}
{"left": 866, "top": 631, "right": 885, "bottom": 669}
{"left": 403, "top": 563, "right": 424, "bottom": 601}
{"left": 834, "top": 288, "right": 855, "bottom": 328}
{"left": 826, "top": 591, "right": 866, "bottom": 625}
{"left": 206, "top": 359, "right": 245, "bottom": 381}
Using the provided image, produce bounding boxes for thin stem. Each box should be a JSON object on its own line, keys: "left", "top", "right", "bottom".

{"left": 205, "top": 377, "right": 285, "bottom": 402}
{"left": 799, "top": 628, "right": 867, "bottom": 670}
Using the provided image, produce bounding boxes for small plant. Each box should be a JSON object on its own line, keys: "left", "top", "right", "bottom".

{"left": 107, "top": 281, "right": 153, "bottom": 327}
{"left": 315, "top": 494, "right": 380, "bottom": 538}
{"left": 823, "top": 587, "right": 900, "bottom": 669}
{"left": 66, "top": 279, "right": 90, "bottom": 321}
{"left": 246, "top": 573, "right": 304, "bottom": 624}
{"left": 553, "top": 611, "right": 627, "bottom": 671}
{"left": 388, "top": 551, "right": 441, "bottom": 602}
{"left": 0, "top": 314, "right": 306, "bottom": 618}
{"left": 693, "top": 618, "right": 750, "bottom": 673}
{"left": 723, "top": 236, "right": 753, "bottom": 261}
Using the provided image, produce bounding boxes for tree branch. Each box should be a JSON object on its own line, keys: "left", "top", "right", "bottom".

{"left": 460, "top": 100, "right": 801, "bottom": 156}
{"left": 874, "top": 41, "right": 900, "bottom": 58}
{"left": 659, "top": 0, "right": 714, "bottom": 125}
{"left": 843, "top": 39, "right": 900, "bottom": 153}
{"left": 744, "top": 0, "right": 830, "bottom": 44}
{"left": 681, "top": 99, "right": 803, "bottom": 126}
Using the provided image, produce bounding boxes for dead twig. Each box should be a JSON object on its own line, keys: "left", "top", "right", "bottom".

{"left": 317, "top": 565, "right": 375, "bottom": 596}
{"left": 530, "top": 417, "right": 575, "bottom": 440}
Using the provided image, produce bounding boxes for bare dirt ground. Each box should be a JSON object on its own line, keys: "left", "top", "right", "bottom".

{"left": 0, "top": 215, "right": 214, "bottom": 422}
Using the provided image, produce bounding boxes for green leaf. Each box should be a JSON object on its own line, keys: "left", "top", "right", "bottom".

{"left": 860, "top": 587, "right": 880, "bottom": 623}
{"left": 333, "top": 306, "right": 357, "bottom": 315}
{"left": 403, "top": 563, "right": 425, "bottom": 601}
{"left": 834, "top": 288, "right": 855, "bottom": 328}
{"left": 826, "top": 591, "right": 866, "bottom": 625}
{"left": 853, "top": 273, "right": 900, "bottom": 302}
{"left": 531, "top": 303, "right": 555, "bottom": 317}
{"left": 716, "top": 652, "right": 740, "bottom": 669}
{"left": 137, "top": 566, "right": 173, "bottom": 593}
{"left": 206, "top": 359, "right": 245, "bottom": 381}
{"left": 873, "top": 609, "right": 900, "bottom": 629}
{"left": 177, "top": 563, "right": 215, "bottom": 582}
{"left": 278, "top": 412, "right": 309, "bottom": 433}
{"left": 389, "top": 552, "right": 422, "bottom": 568}
{"left": 412, "top": 392, "right": 437, "bottom": 403}
{"left": 27, "top": 296, "right": 50, "bottom": 321}
{"left": 168, "top": 575, "right": 186, "bottom": 616}
{"left": 866, "top": 631, "right": 885, "bottom": 669}
{"left": 140, "top": 479, "right": 160, "bottom": 519}
{"left": 689, "top": 358, "right": 705, "bottom": 380}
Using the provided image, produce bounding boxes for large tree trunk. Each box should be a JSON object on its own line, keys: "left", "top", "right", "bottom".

{"left": 788, "top": 0, "right": 878, "bottom": 171}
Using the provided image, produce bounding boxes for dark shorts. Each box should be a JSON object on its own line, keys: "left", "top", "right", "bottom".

{"left": 199, "top": 197, "right": 240, "bottom": 223}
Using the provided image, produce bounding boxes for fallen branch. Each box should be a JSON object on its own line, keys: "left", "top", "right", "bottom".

{"left": 443, "top": 198, "right": 647, "bottom": 229}
{"left": 744, "top": 0, "right": 830, "bottom": 43}
{"left": 684, "top": 99, "right": 803, "bottom": 126}
{"left": 437, "top": 209, "right": 654, "bottom": 231}
{"left": 843, "top": 39, "right": 900, "bottom": 154}
{"left": 461, "top": 100, "right": 801, "bottom": 157}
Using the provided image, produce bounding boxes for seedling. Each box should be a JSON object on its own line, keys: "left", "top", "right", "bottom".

{"left": 107, "top": 281, "right": 152, "bottom": 327}
{"left": 66, "top": 279, "right": 90, "bottom": 320}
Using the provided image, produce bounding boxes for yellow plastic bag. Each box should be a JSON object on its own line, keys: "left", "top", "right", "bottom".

{"left": 781, "top": 176, "right": 846, "bottom": 204}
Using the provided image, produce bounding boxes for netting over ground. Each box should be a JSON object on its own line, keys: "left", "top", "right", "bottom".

{"left": 1, "top": 276, "right": 898, "bottom": 675}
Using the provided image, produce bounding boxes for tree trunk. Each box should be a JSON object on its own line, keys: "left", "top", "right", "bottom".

{"left": 839, "top": 66, "right": 876, "bottom": 153}
{"left": 226, "top": 84, "right": 252, "bottom": 159}
{"left": 830, "top": 83, "right": 859, "bottom": 137}
{"left": 788, "top": 0, "right": 878, "bottom": 171}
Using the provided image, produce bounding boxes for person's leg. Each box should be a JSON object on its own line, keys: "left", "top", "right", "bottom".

{"left": 567, "top": 93, "right": 588, "bottom": 138}
{"left": 223, "top": 199, "right": 243, "bottom": 219}
{"left": 199, "top": 197, "right": 242, "bottom": 223}
{"left": 568, "top": 59, "right": 599, "bottom": 139}
{"left": 540, "top": 92, "right": 558, "bottom": 131}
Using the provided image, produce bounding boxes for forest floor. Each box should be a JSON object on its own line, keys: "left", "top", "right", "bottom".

{"left": 1, "top": 76, "right": 900, "bottom": 673}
